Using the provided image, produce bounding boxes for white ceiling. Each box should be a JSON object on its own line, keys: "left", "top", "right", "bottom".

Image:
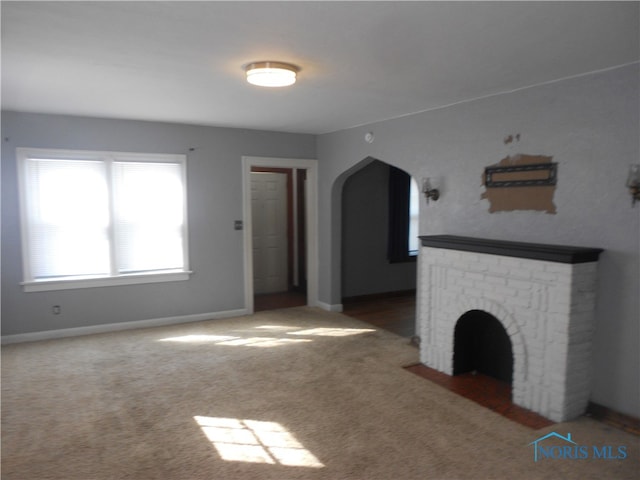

{"left": 2, "top": 1, "right": 638, "bottom": 135}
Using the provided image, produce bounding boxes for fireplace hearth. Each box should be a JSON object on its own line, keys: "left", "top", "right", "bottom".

{"left": 417, "top": 235, "right": 602, "bottom": 422}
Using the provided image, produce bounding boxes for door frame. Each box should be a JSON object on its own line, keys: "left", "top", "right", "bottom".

{"left": 242, "top": 156, "right": 318, "bottom": 313}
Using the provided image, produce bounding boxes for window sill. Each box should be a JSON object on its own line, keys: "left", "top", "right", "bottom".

{"left": 22, "top": 271, "right": 192, "bottom": 292}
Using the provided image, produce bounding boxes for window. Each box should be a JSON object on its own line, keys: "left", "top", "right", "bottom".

{"left": 17, "top": 148, "right": 190, "bottom": 292}
{"left": 408, "top": 177, "right": 419, "bottom": 255}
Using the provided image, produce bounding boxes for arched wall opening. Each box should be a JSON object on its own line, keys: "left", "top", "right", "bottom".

{"left": 333, "top": 156, "right": 419, "bottom": 336}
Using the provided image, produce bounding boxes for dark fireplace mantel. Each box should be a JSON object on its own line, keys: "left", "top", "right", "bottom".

{"left": 419, "top": 235, "right": 603, "bottom": 264}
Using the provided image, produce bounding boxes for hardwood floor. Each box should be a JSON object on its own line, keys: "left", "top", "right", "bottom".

{"left": 254, "top": 291, "right": 307, "bottom": 312}
{"left": 404, "top": 364, "right": 554, "bottom": 429}
{"left": 341, "top": 290, "right": 416, "bottom": 338}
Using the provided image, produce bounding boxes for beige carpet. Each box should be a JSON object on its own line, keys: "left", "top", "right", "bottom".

{"left": 2, "top": 307, "right": 638, "bottom": 479}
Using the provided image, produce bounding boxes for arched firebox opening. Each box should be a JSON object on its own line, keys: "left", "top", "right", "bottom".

{"left": 453, "top": 310, "right": 513, "bottom": 384}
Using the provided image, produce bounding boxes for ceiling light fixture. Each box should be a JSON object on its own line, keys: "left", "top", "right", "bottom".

{"left": 245, "top": 61, "right": 299, "bottom": 87}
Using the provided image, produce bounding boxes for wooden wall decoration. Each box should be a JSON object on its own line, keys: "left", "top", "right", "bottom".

{"left": 481, "top": 154, "right": 557, "bottom": 214}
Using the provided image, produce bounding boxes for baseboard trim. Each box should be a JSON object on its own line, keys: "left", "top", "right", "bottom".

{"left": 1, "top": 308, "right": 250, "bottom": 345}
{"left": 316, "top": 301, "right": 343, "bottom": 312}
{"left": 342, "top": 289, "right": 416, "bottom": 303}
{"left": 586, "top": 402, "right": 640, "bottom": 436}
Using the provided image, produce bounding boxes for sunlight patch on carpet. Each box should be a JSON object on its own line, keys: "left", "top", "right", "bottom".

{"left": 214, "top": 337, "right": 312, "bottom": 348}
{"left": 159, "top": 326, "right": 375, "bottom": 346}
{"left": 194, "top": 416, "right": 324, "bottom": 468}
{"left": 158, "top": 335, "right": 311, "bottom": 347}
{"left": 159, "top": 335, "right": 237, "bottom": 343}
{"left": 255, "top": 325, "right": 301, "bottom": 331}
{"left": 287, "top": 327, "right": 376, "bottom": 337}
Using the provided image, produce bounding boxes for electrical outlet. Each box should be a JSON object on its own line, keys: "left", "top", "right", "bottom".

{"left": 52, "top": 305, "right": 61, "bottom": 315}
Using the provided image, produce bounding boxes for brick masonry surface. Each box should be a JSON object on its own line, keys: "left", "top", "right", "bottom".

{"left": 418, "top": 247, "right": 599, "bottom": 422}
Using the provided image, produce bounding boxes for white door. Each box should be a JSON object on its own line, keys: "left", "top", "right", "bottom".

{"left": 251, "top": 172, "right": 288, "bottom": 294}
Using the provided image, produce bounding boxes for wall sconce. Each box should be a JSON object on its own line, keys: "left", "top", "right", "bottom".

{"left": 422, "top": 177, "right": 441, "bottom": 203}
{"left": 627, "top": 164, "right": 640, "bottom": 206}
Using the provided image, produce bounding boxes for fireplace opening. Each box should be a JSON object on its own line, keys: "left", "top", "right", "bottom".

{"left": 453, "top": 310, "right": 513, "bottom": 384}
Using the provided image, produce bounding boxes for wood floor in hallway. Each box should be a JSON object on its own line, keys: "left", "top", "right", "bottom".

{"left": 341, "top": 290, "right": 416, "bottom": 338}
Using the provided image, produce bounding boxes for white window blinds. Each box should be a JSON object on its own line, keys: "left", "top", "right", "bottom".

{"left": 112, "top": 161, "right": 185, "bottom": 273}
{"left": 23, "top": 158, "right": 111, "bottom": 279}
{"left": 18, "top": 148, "right": 189, "bottom": 291}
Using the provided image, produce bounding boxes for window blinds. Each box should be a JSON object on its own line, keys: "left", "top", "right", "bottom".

{"left": 20, "top": 150, "right": 187, "bottom": 284}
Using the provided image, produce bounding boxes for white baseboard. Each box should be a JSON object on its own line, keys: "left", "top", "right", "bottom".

{"left": 316, "top": 301, "right": 343, "bottom": 313}
{"left": 1, "top": 308, "right": 250, "bottom": 345}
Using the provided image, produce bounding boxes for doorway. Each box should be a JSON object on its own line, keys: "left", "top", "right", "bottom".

{"left": 242, "top": 156, "right": 318, "bottom": 313}
{"left": 251, "top": 167, "right": 307, "bottom": 311}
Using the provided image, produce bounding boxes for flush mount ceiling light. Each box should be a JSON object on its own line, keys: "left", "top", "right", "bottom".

{"left": 244, "top": 61, "right": 299, "bottom": 87}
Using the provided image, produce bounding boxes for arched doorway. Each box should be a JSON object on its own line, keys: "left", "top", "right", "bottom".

{"left": 338, "top": 157, "right": 419, "bottom": 338}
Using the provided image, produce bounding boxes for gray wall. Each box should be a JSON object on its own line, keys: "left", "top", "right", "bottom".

{"left": 1, "top": 112, "right": 315, "bottom": 335}
{"left": 341, "top": 159, "right": 416, "bottom": 297}
{"left": 318, "top": 64, "right": 639, "bottom": 418}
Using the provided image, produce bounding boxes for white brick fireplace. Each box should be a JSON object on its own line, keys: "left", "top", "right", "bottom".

{"left": 418, "top": 236, "right": 602, "bottom": 422}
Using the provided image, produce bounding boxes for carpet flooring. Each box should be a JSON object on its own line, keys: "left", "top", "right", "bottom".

{"left": 2, "top": 307, "right": 638, "bottom": 479}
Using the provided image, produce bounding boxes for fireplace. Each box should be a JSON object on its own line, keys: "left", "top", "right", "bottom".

{"left": 417, "top": 235, "right": 602, "bottom": 422}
